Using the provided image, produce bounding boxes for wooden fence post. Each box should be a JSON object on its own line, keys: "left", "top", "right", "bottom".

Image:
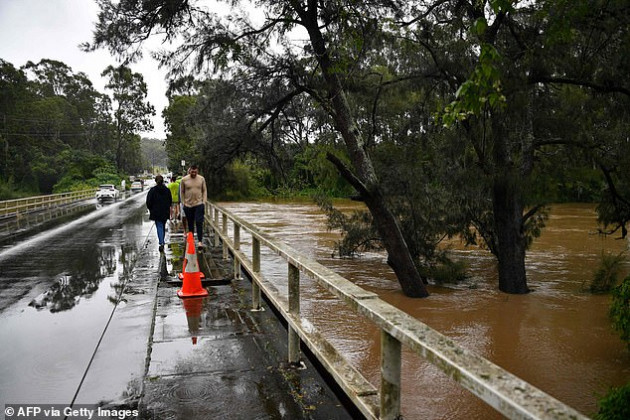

{"left": 381, "top": 330, "right": 401, "bottom": 420}
{"left": 233, "top": 223, "right": 241, "bottom": 279}
{"left": 288, "top": 262, "right": 300, "bottom": 364}
{"left": 222, "top": 213, "right": 228, "bottom": 260}
{"left": 252, "top": 237, "right": 261, "bottom": 310}
{"left": 214, "top": 207, "right": 220, "bottom": 247}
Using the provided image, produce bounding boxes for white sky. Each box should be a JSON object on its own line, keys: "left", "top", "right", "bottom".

{"left": 0, "top": 0, "right": 169, "bottom": 139}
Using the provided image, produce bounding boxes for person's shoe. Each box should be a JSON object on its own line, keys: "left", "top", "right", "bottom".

{"left": 197, "top": 241, "right": 203, "bottom": 249}
{"left": 159, "top": 245, "right": 164, "bottom": 252}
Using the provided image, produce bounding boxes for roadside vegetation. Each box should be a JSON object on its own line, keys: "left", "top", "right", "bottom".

{"left": 591, "top": 261, "right": 630, "bottom": 418}
{"left": 596, "top": 381, "right": 630, "bottom": 420}
{"left": 0, "top": 59, "right": 158, "bottom": 198}
{"left": 586, "top": 252, "right": 627, "bottom": 294}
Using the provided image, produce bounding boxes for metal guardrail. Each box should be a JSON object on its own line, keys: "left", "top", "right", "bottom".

{"left": 0, "top": 190, "right": 96, "bottom": 218}
{"left": 207, "top": 202, "right": 588, "bottom": 420}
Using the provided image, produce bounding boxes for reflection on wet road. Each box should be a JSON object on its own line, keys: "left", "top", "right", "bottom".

{"left": 0, "top": 193, "right": 151, "bottom": 408}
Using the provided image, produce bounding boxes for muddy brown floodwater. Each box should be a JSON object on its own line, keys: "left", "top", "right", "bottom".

{"left": 221, "top": 199, "right": 630, "bottom": 419}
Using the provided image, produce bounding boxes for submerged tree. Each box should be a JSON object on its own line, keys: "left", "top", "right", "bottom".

{"left": 403, "top": 0, "right": 630, "bottom": 293}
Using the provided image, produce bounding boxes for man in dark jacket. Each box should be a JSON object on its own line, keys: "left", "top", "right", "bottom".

{"left": 146, "top": 175, "right": 172, "bottom": 252}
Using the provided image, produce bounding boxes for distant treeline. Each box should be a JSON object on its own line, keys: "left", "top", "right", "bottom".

{"left": 0, "top": 59, "right": 155, "bottom": 199}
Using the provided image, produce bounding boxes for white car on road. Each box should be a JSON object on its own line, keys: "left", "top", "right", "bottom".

{"left": 130, "top": 181, "right": 144, "bottom": 193}
{"left": 95, "top": 184, "right": 121, "bottom": 202}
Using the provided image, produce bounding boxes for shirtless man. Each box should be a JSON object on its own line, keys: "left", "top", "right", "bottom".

{"left": 180, "top": 165, "right": 207, "bottom": 249}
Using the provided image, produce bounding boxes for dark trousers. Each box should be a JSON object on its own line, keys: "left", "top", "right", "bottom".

{"left": 183, "top": 204, "right": 205, "bottom": 243}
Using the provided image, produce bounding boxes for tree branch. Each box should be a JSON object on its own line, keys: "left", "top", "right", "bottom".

{"left": 522, "top": 204, "right": 544, "bottom": 223}
{"left": 247, "top": 88, "right": 306, "bottom": 134}
{"left": 326, "top": 152, "right": 369, "bottom": 197}
{"left": 532, "top": 76, "right": 630, "bottom": 97}
{"left": 396, "top": 0, "right": 451, "bottom": 27}
{"left": 600, "top": 163, "right": 630, "bottom": 207}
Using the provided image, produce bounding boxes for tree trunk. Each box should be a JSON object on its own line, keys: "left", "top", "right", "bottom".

{"left": 492, "top": 173, "right": 530, "bottom": 294}
{"left": 363, "top": 186, "right": 430, "bottom": 297}
{"left": 115, "top": 117, "right": 123, "bottom": 171}
{"left": 299, "top": 3, "right": 429, "bottom": 297}
{"left": 492, "top": 118, "right": 530, "bottom": 294}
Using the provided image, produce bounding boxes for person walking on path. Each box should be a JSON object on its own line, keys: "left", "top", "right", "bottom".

{"left": 167, "top": 176, "right": 182, "bottom": 223}
{"left": 179, "top": 175, "right": 187, "bottom": 234}
{"left": 181, "top": 165, "right": 207, "bottom": 249}
{"left": 146, "top": 175, "right": 172, "bottom": 252}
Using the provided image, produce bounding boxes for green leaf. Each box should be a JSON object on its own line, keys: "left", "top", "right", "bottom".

{"left": 473, "top": 18, "right": 488, "bottom": 36}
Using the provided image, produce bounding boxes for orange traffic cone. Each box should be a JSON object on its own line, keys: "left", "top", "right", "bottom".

{"left": 178, "top": 234, "right": 205, "bottom": 280}
{"left": 177, "top": 232, "right": 209, "bottom": 298}
{"left": 183, "top": 297, "right": 204, "bottom": 345}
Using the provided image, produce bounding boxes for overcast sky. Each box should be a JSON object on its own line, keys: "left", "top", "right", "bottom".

{"left": 0, "top": 0, "right": 169, "bottom": 139}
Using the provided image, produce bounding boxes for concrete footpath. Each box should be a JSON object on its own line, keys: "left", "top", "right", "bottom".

{"left": 136, "top": 224, "right": 355, "bottom": 419}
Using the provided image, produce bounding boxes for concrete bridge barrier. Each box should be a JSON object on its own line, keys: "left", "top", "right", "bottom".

{"left": 0, "top": 189, "right": 96, "bottom": 218}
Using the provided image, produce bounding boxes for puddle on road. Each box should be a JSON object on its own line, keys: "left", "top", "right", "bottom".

{"left": 0, "top": 277, "right": 123, "bottom": 403}
{"left": 182, "top": 297, "right": 205, "bottom": 345}
{"left": 0, "top": 196, "right": 152, "bottom": 407}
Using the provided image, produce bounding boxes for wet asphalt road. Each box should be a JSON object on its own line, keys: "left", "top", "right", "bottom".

{"left": 0, "top": 192, "right": 152, "bottom": 411}
{"left": 0, "top": 194, "right": 356, "bottom": 420}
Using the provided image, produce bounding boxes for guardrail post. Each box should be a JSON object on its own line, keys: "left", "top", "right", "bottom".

{"left": 381, "top": 330, "right": 402, "bottom": 420}
{"left": 233, "top": 224, "right": 241, "bottom": 280}
{"left": 288, "top": 262, "right": 300, "bottom": 365}
{"left": 252, "top": 237, "right": 262, "bottom": 310}
{"left": 205, "top": 204, "right": 214, "bottom": 243}
{"left": 213, "top": 207, "right": 220, "bottom": 247}
{"left": 222, "top": 213, "right": 228, "bottom": 260}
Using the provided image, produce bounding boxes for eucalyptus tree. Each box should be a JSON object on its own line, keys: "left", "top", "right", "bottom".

{"left": 395, "top": 0, "right": 630, "bottom": 294}
{"left": 162, "top": 76, "right": 205, "bottom": 174}
{"left": 188, "top": 75, "right": 336, "bottom": 191}
{"left": 86, "top": 0, "right": 430, "bottom": 296}
{"left": 101, "top": 64, "right": 155, "bottom": 173}
{"left": 537, "top": 0, "right": 630, "bottom": 239}
{"left": 0, "top": 59, "right": 115, "bottom": 193}
{"left": 24, "top": 59, "right": 113, "bottom": 151}
{"left": 553, "top": 88, "right": 630, "bottom": 239}
{"left": 311, "top": 27, "right": 478, "bottom": 271}
{"left": 163, "top": 94, "right": 199, "bottom": 174}
{"left": 0, "top": 60, "right": 31, "bottom": 188}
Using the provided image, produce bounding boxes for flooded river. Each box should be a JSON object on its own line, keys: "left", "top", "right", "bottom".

{"left": 221, "top": 200, "right": 630, "bottom": 419}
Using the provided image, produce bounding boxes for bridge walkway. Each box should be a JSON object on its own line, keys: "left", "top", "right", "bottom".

{"left": 138, "top": 222, "right": 353, "bottom": 419}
